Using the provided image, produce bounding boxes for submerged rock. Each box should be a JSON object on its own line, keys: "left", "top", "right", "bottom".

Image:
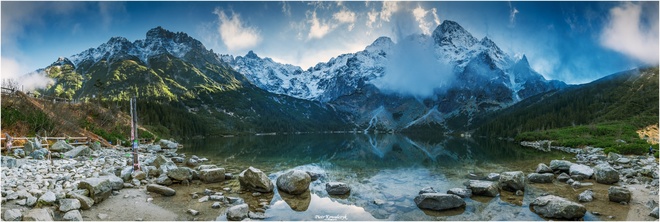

{"left": 499, "top": 171, "right": 525, "bottom": 191}
{"left": 239, "top": 167, "right": 274, "bottom": 193}
{"left": 276, "top": 170, "right": 311, "bottom": 195}
{"left": 466, "top": 180, "right": 499, "bottom": 197}
{"left": 326, "top": 182, "right": 350, "bottom": 195}
{"left": 608, "top": 186, "right": 631, "bottom": 203}
{"left": 530, "top": 195, "right": 586, "bottom": 220}
{"left": 226, "top": 203, "right": 249, "bottom": 221}
{"left": 414, "top": 193, "right": 465, "bottom": 211}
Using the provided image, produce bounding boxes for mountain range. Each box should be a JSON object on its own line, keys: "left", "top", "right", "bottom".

{"left": 40, "top": 21, "right": 567, "bottom": 136}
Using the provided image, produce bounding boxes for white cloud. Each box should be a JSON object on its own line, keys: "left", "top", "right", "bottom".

{"left": 213, "top": 8, "right": 262, "bottom": 52}
{"left": 367, "top": 9, "right": 379, "bottom": 28}
{"left": 600, "top": 2, "right": 659, "bottom": 65}
{"left": 508, "top": 2, "right": 519, "bottom": 28}
{"left": 1, "top": 57, "right": 54, "bottom": 91}
{"left": 308, "top": 11, "right": 332, "bottom": 39}
{"left": 431, "top": 8, "right": 440, "bottom": 26}
{"left": 380, "top": 2, "right": 398, "bottom": 22}
{"left": 412, "top": 6, "right": 433, "bottom": 35}
{"left": 281, "top": 1, "right": 291, "bottom": 17}
{"left": 333, "top": 9, "right": 356, "bottom": 31}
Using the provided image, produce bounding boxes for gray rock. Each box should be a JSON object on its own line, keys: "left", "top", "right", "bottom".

{"left": 617, "top": 157, "right": 631, "bottom": 164}
{"left": 187, "top": 209, "right": 200, "bottom": 216}
{"left": 24, "top": 208, "right": 54, "bottom": 221}
{"left": 418, "top": 187, "right": 437, "bottom": 195}
{"left": 196, "top": 165, "right": 218, "bottom": 171}
{"left": 550, "top": 160, "right": 573, "bottom": 172}
{"left": 277, "top": 170, "right": 311, "bottom": 195}
{"left": 326, "top": 182, "right": 350, "bottom": 195}
{"left": 198, "top": 196, "right": 209, "bottom": 202}
{"left": 569, "top": 164, "right": 594, "bottom": 178}
{"left": 527, "top": 173, "right": 554, "bottom": 183}
{"left": 98, "top": 213, "right": 108, "bottom": 220}
{"left": 152, "top": 155, "right": 177, "bottom": 173}
{"left": 578, "top": 190, "right": 594, "bottom": 202}
{"left": 147, "top": 144, "right": 162, "bottom": 152}
{"left": 30, "top": 148, "right": 49, "bottom": 160}
{"left": 155, "top": 174, "right": 173, "bottom": 186}
{"left": 185, "top": 158, "right": 199, "bottom": 167}
{"left": 447, "top": 188, "right": 472, "bottom": 198}
{"left": 1, "top": 156, "right": 17, "bottom": 168}
{"left": 466, "top": 180, "right": 499, "bottom": 197}
{"left": 209, "top": 195, "right": 224, "bottom": 201}
{"left": 90, "top": 141, "right": 102, "bottom": 150}
{"left": 199, "top": 168, "right": 226, "bottom": 183}
{"left": 306, "top": 171, "right": 322, "bottom": 181}
{"left": 63, "top": 146, "right": 91, "bottom": 158}
{"left": 101, "top": 175, "right": 124, "bottom": 190}
{"left": 171, "top": 157, "right": 185, "bottom": 163}
{"left": 62, "top": 210, "right": 83, "bottom": 221}
{"left": 485, "top": 173, "right": 500, "bottom": 181}
{"left": 159, "top": 139, "right": 179, "bottom": 149}
{"left": 226, "top": 203, "right": 249, "bottom": 221}
{"left": 167, "top": 167, "right": 193, "bottom": 181}
{"left": 12, "top": 148, "right": 25, "bottom": 158}
{"left": 239, "top": 166, "right": 274, "bottom": 193}
{"left": 594, "top": 164, "right": 620, "bottom": 184}
{"left": 557, "top": 172, "right": 571, "bottom": 182}
{"left": 51, "top": 140, "right": 74, "bottom": 152}
{"left": 78, "top": 177, "right": 112, "bottom": 203}
{"left": 132, "top": 170, "right": 147, "bottom": 180}
{"left": 26, "top": 196, "right": 37, "bottom": 207}
{"left": 37, "top": 190, "right": 57, "bottom": 206}
{"left": 3, "top": 209, "right": 22, "bottom": 221}
{"left": 650, "top": 207, "right": 659, "bottom": 219}
{"left": 212, "top": 202, "right": 222, "bottom": 208}
{"left": 59, "top": 198, "right": 81, "bottom": 212}
{"left": 415, "top": 193, "right": 465, "bottom": 211}
{"left": 530, "top": 195, "right": 586, "bottom": 219}
{"left": 249, "top": 212, "right": 267, "bottom": 220}
{"left": 143, "top": 166, "right": 160, "bottom": 177}
{"left": 67, "top": 192, "right": 94, "bottom": 210}
{"left": 23, "top": 140, "right": 39, "bottom": 154}
{"left": 607, "top": 152, "right": 622, "bottom": 161}
{"left": 499, "top": 171, "right": 525, "bottom": 191}
{"left": 147, "top": 184, "right": 176, "bottom": 196}
{"left": 608, "top": 186, "right": 631, "bottom": 203}
{"left": 535, "top": 163, "right": 553, "bottom": 173}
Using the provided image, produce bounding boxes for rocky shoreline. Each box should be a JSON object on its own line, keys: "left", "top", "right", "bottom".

{"left": 1, "top": 139, "right": 659, "bottom": 221}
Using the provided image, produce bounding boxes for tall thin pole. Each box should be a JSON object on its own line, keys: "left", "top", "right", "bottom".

{"left": 130, "top": 97, "right": 139, "bottom": 171}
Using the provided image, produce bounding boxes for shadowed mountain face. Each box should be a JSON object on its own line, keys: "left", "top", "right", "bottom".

{"left": 41, "top": 22, "right": 566, "bottom": 135}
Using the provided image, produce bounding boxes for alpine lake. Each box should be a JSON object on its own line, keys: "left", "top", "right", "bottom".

{"left": 154, "top": 133, "right": 614, "bottom": 221}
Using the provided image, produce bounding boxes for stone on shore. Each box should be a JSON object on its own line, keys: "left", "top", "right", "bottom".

{"left": 159, "top": 139, "right": 179, "bottom": 149}
{"left": 199, "top": 168, "right": 226, "bottom": 183}
{"left": 51, "top": 140, "right": 74, "bottom": 152}
{"left": 447, "top": 188, "right": 472, "bottom": 198}
{"left": 276, "top": 170, "right": 311, "bottom": 195}
{"left": 132, "top": 170, "right": 147, "bottom": 180}
{"left": 147, "top": 184, "right": 176, "bottom": 196}
{"left": 67, "top": 192, "right": 94, "bottom": 210}
{"left": 30, "top": 148, "right": 49, "bottom": 160}
{"left": 650, "top": 207, "right": 659, "bottom": 219}
{"left": 535, "top": 163, "right": 553, "bottom": 174}
{"left": 78, "top": 177, "right": 113, "bottom": 203}
{"left": 1, "top": 156, "right": 17, "bottom": 168}
{"left": 557, "top": 172, "right": 571, "bottom": 182}
{"left": 3, "top": 209, "right": 22, "bottom": 221}
{"left": 530, "top": 195, "right": 586, "bottom": 220}
{"left": 594, "top": 164, "right": 620, "bottom": 184}
{"left": 499, "top": 171, "right": 525, "bottom": 191}
{"left": 153, "top": 155, "right": 177, "bottom": 173}
{"left": 569, "top": 164, "right": 594, "bottom": 178}
{"left": 326, "top": 182, "right": 350, "bottom": 195}
{"left": 466, "top": 180, "right": 499, "bottom": 197}
{"left": 226, "top": 203, "right": 249, "bottom": 221}
{"left": 24, "top": 208, "right": 54, "bottom": 221}
{"left": 63, "top": 146, "right": 91, "bottom": 158}
{"left": 37, "top": 190, "right": 57, "bottom": 206}
{"left": 59, "top": 198, "right": 82, "bottom": 212}
{"left": 196, "top": 165, "right": 218, "bottom": 171}
{"left": 418, "top": 187, "right": 437, "bottom": 194}
{"left": 608, "top": 186, "right": 631, "bottom": 203}
{"left": 155, "top": 174, "right": 173, "bottom": 186}
{"left": 414, "top": 193, "right": 466, "bottom": 211}
{"left": 120, "top": 166, "right": 134, "bottom": 182}
{"left": 101, "top": 175, "right": 124, "bottom": 190}
{"left": 239, "top": 166, "right": 274, "bottom": 193}
{"left": 167, "top": 167, "right": 193, "bottom": 181}
{"left": 485, "top": 173, "right": 500, "bottom": 181}
{"left": 527, "top": 173, "right": 554, "bottom": 183}
{"left": 550, "top": 160, "right": 573, "bottom": 172}
{"left": 578, "top": 190, "right": 594, "bottom": 202}
{"left": 63, "top": 210, "right": 83, "bottom": 221}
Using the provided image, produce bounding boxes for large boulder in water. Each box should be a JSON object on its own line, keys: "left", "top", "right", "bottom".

{"left": 527, "top": 173, "right": 554, "bottom": 183}
{"left": 594, "top": 164, "right": 620, "bottom": 184}
{"left": 466, "top": 180, "right": 499, "bottom": 197}
{"left": 499, "top": 171, "right": 525, "bottom": 191}
{"left": 550, "top": 160, "right": 573, "bottom": 172}
{"left": 530, "top": 195, "right": 586, "bottom": 220}
{"left": 325, "top": 182, "right": 350, "bottom": 195}
{"left": 608, "top": 186, "right": 631, "bottom": 203}
{"left": 569, "top": 164, "right": 594, "bottom": 178}
{"left": 276, "top": 170, "right": 311, "bottom": 195}
{"left": 239, "top": 166, "right": 274, "bottom": 193}
{"left": 414, "top": 193, "right": 465, "bottom": 211}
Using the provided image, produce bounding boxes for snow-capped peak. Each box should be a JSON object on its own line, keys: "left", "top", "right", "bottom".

{"left": 365, "top": 36, "right": 394, "bottom": 52}
{"left": 433, "top": 20, "right": 478, "bottom": 48}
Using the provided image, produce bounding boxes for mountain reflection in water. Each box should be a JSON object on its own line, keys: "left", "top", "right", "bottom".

{"left": 183, "top": 133, "right": 572, "bottom": 220}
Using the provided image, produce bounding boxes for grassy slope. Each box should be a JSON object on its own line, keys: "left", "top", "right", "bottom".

{"left": 477, "top": 67, "right": 659, "bottom": 155}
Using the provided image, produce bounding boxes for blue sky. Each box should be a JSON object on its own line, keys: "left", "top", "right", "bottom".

{"left": 2, "top": 1, "right": 658, "bottom": 90}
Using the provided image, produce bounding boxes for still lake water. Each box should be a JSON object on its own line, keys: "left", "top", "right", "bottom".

{"left": 182, "top": 133, "right": 595, "bottom": 221}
